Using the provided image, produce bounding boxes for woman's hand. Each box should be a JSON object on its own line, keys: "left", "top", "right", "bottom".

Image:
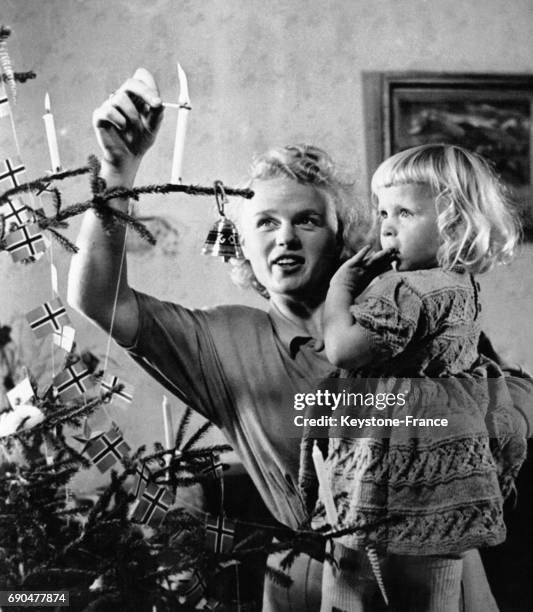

{"left": 92, "top": 68, "right": 164, "bottom": 183}
{"left": 330, "top": 245, "right": 395, "bottom": 296}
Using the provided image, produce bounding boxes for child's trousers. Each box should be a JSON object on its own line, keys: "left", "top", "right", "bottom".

{"left": 320, "top": 543, "right": 464, "bottom": 612}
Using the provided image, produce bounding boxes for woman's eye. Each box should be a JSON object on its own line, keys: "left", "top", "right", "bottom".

{"left": 298, "top": 216, "right": 319, "bottom": 226}
{"left": 257, "top": 218, "right": 275, "bottom": 229}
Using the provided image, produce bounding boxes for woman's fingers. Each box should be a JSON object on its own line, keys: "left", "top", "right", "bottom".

{"left": 93, "top": 68, "right": 164, "bottom": 164}
{"left": 345, "top": 245, "right": 372, "bottom": 266}
{"left": 132, "top": 67, "right": 160, "bottom": 99}
{"left": 93, "top": 104, "right": 127, "bottom": 132}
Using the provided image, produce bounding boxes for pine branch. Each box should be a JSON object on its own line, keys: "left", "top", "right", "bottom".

{"left": 0, "top": 25, "right": 11, "bottom": 42}
{"left": 43, "top": 227, "right": 79, "bottom": 253}
{"left": 264, "top": 564, "right": 293, "bottom": 589}
{"left": 10, "top": 71, "right": 37, "bottom": 83}
{"left": 182, "top": 421, "right": 213, "bottom": 452}
{"left": 185, "top": 444, "right": 233, "bottom": 456}
{"left": 174, "top": 406, "right": 192, "bottom": 448}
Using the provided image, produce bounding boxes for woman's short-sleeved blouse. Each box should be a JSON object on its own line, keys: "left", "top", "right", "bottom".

{"left": 349, "top": 268, "right": 481, "bottom": 376}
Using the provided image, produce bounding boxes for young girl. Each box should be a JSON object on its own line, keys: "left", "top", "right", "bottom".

{"left": 301, "top": 144, "right": 523, "bottom": 611}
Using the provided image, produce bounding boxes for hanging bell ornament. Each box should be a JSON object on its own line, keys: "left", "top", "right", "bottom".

{"left": 202, "top": 180, "right": 244, "bottom": 262}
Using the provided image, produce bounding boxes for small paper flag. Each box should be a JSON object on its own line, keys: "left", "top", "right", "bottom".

{"left": 53, "top": 325, "right": 75, "bottom": 352}
{"left": 131, "top": 461, "right": 151, "bottom": 499}
{"left": 201, "top": 453, "right": 224, "bottom": 479}
{"left": 53, "top": 361, "right": 96, "bottom": 402}
{"left": 4, "top": 223, "right": 47, "bottom": 263}
{"left": 81, "top": 424, "right": 131, "bottom": 474}
{"left": 6, "top": 377, "right": 35, "bottom": 409}
{"left": 26, "top": 297, "right": 71, "bottom": 339}
{"left": 0, "top": 197, "right": 32, "bottom": 228}
{"left": 0, "top": 156, "right": 26, "bottom": 189}
{"left": 204, "top": 514, "right": 235, "bottom": 554}
{"left": 130, "top": 481, "right": 174, "bottom": 528}
{"left": 100, "top": 374, "right": 134, "bottom": 404}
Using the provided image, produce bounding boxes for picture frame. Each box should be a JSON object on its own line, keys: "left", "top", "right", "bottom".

{"left": 366, "top": 72, "right": 533, "bottom": 233}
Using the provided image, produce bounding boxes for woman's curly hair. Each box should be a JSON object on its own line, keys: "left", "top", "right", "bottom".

{"left": 229, "top": 144, "right": 367, "bottom": 298}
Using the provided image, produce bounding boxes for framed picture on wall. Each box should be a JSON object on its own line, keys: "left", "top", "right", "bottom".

{"left": 378, "top": 73, "right": 533, "bottom": 234}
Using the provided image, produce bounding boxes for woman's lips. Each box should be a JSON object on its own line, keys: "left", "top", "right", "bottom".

{"left": 271, "top": 255, "right": 305, "bottom": 272}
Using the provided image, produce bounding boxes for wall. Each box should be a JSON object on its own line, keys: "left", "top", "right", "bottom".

{"left": 1, "top": 0, "right": 532, "bottom": 486}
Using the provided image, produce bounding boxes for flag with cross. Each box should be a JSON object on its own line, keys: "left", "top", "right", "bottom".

{"left": 204, "top": 514, "right": 235, "bottom": 554}
{"left": 80, "top": 424, "right": 131, "bottom": 474}
{"left": 201, "top": 453, "right": 224, "bottom": 480}
{"left": 100, "top": 374, "right": 134, "bottom": 405}
{"left": 0, "top": 157, "right": 26, "bottom": 189}
{"left": 26, "top": 297, "right": 71, "bottom": 339}
{"left": 130, "top": 481, "right": 174, "bottom": 528}
{"left": 53, "top": 361, "right": 96, "bottom": 402}
{"left": 0, "top": 197, "right": 32, "bottom": 229}
{"left": 131, "top": 461, "right": 151, "bottom": 499}
{"left": 4, "top": 222, "right": 47, "bottom": 263}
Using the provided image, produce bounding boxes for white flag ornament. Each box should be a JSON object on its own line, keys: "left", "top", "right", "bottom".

{"left": 53, "top": 325, "right": 76, "bottom": 352}
{"left": 170, "top": 62, "right": 191, "bottom": 183}
{"left": 6, "top": 377, "right": 35, "bottom": 409}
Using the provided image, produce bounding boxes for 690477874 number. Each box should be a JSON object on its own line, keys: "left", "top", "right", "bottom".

{"left": 0, "top": 591, "right": 69, "bottom": 607}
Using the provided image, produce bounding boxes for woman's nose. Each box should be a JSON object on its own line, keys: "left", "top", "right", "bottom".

{"left": 276, "top": 223, "right": 300, "bottom": 247}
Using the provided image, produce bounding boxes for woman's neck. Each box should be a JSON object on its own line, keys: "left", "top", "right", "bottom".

{"left": 270, "top": 294, "right": 325, "bottom": 339}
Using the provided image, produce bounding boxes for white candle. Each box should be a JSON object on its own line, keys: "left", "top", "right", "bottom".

{"left": 170, "top": 63, "right": 191, "bottom": 183}
{"left": 43, "top": 93, "right": 61, "bottom": 172}
{"left": 162, "top": 395, "right": 174, "bottom": 451}
{"left": 312, "top": 441, "right": 338, "bottom": 526}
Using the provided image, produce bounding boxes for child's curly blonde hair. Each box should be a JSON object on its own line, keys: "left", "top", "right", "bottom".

{"left": 229, "top": 144, "right": 367, "bottom": 298}
{"left": 371, "top": 144, "right": 521, "bottom": 274}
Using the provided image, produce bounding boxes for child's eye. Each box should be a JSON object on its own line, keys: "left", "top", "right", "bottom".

{"left": 399, "top": 208, "right": 413, "bottom": 217}
{"left": 378, "top": 210, "right": 387, "bottom": 219}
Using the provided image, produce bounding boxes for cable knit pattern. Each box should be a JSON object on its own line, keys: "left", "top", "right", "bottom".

{"left": 298, "top": 268, "right": 526, "bottom": 556}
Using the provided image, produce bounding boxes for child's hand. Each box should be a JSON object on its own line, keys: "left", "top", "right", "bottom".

{"left": 330, "top": 245, "right": 395, "bottom": 295}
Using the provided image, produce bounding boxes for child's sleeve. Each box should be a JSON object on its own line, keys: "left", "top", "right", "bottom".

{"left": 349, "top": 272, "right": 424, "bottom": 360}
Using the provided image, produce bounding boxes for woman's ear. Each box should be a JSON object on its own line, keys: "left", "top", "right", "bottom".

{"left": 239, "top": 231, "right": 249, "bottom": 259}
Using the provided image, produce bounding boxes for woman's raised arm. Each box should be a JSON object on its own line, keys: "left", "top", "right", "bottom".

{"left": 68, "top": 68, "right": 163, "bottom": 345}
